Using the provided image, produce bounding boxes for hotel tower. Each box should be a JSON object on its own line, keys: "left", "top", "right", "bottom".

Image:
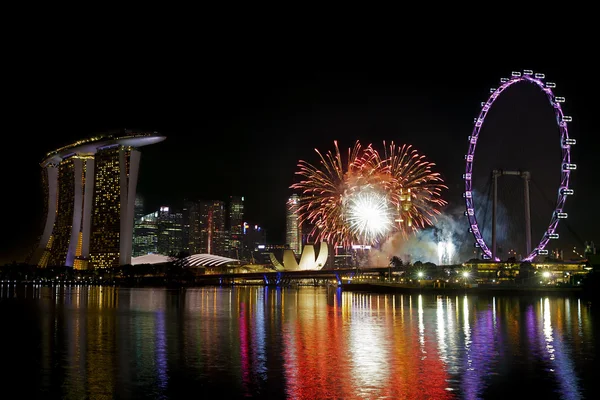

{"left": 286, "top": 194, "right": 302, "bottom": 255}
{"left": 31, "top": 130, "right": 166, "bottom": 269}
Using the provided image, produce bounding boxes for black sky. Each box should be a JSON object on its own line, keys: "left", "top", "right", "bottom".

{"left": 2, "top": 38, "right": 598, "bottom": 264}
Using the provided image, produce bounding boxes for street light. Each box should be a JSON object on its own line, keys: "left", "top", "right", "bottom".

{"left": 417, "top": 271, "right": 424, "bottom": 288}
{"left": 462, "top": 271, "right": 470, "bottom": 288}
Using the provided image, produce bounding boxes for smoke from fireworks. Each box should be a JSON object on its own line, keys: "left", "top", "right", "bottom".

{"left": 290, "top": 140, "right": 447, "bottom": 247}
{"left": 366, "top": 193, "right": 511, "bottom": 267}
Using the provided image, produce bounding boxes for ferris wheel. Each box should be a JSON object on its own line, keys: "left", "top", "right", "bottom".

{"left": 464, "top": 70, "right": 576, "bottom": 262}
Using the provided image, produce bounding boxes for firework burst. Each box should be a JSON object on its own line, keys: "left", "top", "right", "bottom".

{"left": 290, "top": 140, "right": 447, "bottom": 248}
{"left": 346, "top": 189, "right": 394, "bottom": 244}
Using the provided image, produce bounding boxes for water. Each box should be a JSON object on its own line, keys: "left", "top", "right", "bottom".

{"left": 0, "top": 284, "right": 597, "bottom": 399}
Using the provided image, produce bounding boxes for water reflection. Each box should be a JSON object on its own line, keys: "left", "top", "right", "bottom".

{"left": 0, "top": 284, "right": 597, "bottom": 399}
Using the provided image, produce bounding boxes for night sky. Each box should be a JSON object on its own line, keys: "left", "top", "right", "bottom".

{"left": 2, "top": 47, "right": 598, "bottom": 264}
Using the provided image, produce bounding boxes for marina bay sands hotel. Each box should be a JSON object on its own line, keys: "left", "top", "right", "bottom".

{"left": 31, "top": 130, "right": 166, "bottom": 269}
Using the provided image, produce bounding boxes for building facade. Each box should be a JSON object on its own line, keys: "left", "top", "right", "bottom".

{"left": 286, "top": 194, "right": 303, "bottom": 255}
{"left": 31, "top": 130, "right": 165, "bottom": 269}
{"left": 187, "top": 200, "right": 227, "bottom": 257}
{"left": 133, "top": 211, "right": 159, "bottom": 257}
{"left": 242, "top": 223, "right": 266, "bottom": 262}
{"left": 228, "top": 196, "right": 244, "bottom": 258}
{"left": 157, "top": 206, "right": 184, "bottom": 256}
{"left": 134, "top": 195, "right": 145, "bottom": 221}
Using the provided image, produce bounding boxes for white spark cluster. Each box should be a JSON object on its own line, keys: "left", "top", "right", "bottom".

{"left": 346, "top": 190, "right": 394, "bottom": 245}
{"left": 437, "top": 241, "right": 455, "bottom": 265}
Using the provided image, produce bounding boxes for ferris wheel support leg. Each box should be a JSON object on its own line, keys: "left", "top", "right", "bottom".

{"left": 492, "top": 170, "right": 499, "bottom": 261}
{"left": 522, "top": 171, "right": 532, "bottom": 257}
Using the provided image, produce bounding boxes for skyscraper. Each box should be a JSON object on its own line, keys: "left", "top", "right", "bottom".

{"left": 228, "top": 196, "right": 244, "bottom": 258}
{"left": 208, "top": 200, "right": 227, "bottom": 256}
{"left": 242, "top": 222, "right": 266, "bottom": 261}
{"left": 286, "top": 194, "right": 302, "bottom": 255}
{"left": 134, "top": 194, "right": 145, "bottom": 222}
{"left": 133, "top": 211, "right": 159, "bottom": 256}
{"left": 182, "top": 200, "right": 193, "bottom": 254}
{"left": 31, "top": 130, "right": 165, "bottom": 269}
{"left": 187, "top": 200, "right": 227, "bottom": 256}
{"left": 157, "top": 206, "right": 184, "bottom": 256}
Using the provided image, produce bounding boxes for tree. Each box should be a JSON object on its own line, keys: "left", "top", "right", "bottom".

{"left": 517, "top": 261, "right": 534, "bottom": 284}
{"left": 389, "top": 256, "right": 403, "bottom": 269}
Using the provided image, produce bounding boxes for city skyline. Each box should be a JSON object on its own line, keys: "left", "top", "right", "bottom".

{"left": 2, "top": 60, "right": 599, "bottom": 264}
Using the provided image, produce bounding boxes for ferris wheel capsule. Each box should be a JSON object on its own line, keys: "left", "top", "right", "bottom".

{"left": 523, "top": 69, "right": 534, "bottom": 75}
{"left": 547, "top": 233, "right": 559, "bottom": 239}
{"left": 535, "top": 72, "right": 546, "bottom": 79}
{"left": 555, "top": 96, "right": 566, "bottom": 103}
{"left": 563, "top": 163, "right": 577, "bottom": 170}
{"left": 563, "top": 138, "right": 576, "bottom": 146}
{"left": 500, "top": 78, "right": 509, "bottom": 83}
{"left": 560, "top": 188, "right": 574, "bottom": 195}
{"left": 537, "top": 249, "right": 549, "bottom": 255}
{"left": 545, "top": 82, "right": 556, "bottom": 88}
{"left": 562, "top": 116, "right": 572, "bottom": 122}
{"left": 511, "top": 71, "right": 522, "bottom": 77}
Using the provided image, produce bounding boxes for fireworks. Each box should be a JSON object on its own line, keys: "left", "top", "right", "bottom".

{"left": 437, "top": 241, "right": 455, "bottom": 265}
{"left": 291, "top": 140, "right": 447, "bottom": 248}
{"left": 346, "top": 189, "right": 394, "bottom": 244}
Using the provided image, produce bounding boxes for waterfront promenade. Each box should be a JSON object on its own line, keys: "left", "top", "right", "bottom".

{"left": 341, "top": 281, "right": 585, "bottom": 296}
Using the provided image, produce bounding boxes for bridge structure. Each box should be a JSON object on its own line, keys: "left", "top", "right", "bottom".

{"left": 194, "top": 267, "right": 392, "bottom": 286}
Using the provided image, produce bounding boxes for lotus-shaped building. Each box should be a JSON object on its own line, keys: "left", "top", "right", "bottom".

{"left": 270, "top": 242, "right": 329, "bottom": 271}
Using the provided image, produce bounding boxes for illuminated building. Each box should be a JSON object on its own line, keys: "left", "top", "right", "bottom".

{"left": 134, "top": 194, "right": 145, "bottom": 221}
{"left": 133, "top": 211, "right": 159, "bottom": 256}
{"left": 242, "top": 223, "right": 266, "bottom": 261}
{"left": 286, "top": 194, "right": 302, "bottom": 255}
{"left": 228, "top": 196, "right": 244, "bottom": 258}
{"left": 131, "top": 253, "right": 171, "bottom": 265}
{"left": 182, "top": 200, "right": 192, "bottom": 254}
{"left": 271, "top": 242, "right": 329, "bottom": 270}
{"left": 186, "top": 201, "right": 205, "bottom": 254}
{"left": 584, "top": 241, "right": 596, "bottom": 256}
{"left": 31, "top": 130, "right": 165, "bottom": 269}
{"left": 187, "top": 200, "right": 227, "bottom": 257}
{"left": 157, "top": 206, "right": 184, "bottom": 256}
{"left": 463, "top": 260, "right": 589, "bottom": 284}
{"left": 253, "top": 244, "right": 286, "bottom": 265}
